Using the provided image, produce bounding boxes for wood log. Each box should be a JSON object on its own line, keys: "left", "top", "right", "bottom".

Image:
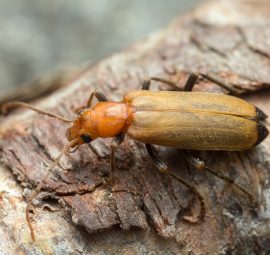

{"left": 0, "top": 0, "right": 270, "bottom": 254}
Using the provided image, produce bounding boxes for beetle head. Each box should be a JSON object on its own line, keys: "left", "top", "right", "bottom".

{"left": 66, "top": 109, "right": 97, "bottom": 147}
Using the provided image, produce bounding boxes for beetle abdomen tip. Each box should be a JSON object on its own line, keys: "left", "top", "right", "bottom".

{"left": 256, "top": 107, "right": 268, "bottom": 120}
{"left": 255, "top": 124, "right": 269, "bottom": 146}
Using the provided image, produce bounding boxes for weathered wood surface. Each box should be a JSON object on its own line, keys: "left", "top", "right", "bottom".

{"left": 0, "top": 0, "right": 270, "bottom": 254}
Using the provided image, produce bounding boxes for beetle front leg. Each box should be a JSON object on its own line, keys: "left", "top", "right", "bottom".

{"left": 86, "top": 91, "right": 108, "bottom": 107}
{"left": 183, "top": 150, "right": 258, "bottom": 207}
{"left": 145, "top": 144, "right": 205, "bottom": 223}
{"left": 75, "top": 90, "right": 109, "bottom": 113}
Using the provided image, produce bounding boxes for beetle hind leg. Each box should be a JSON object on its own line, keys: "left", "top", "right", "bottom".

{"left": 145, "top": 144, "right": 206, "bottom": 223}
{"left": 183, "top": 150, "right": 258, "bottom": 207}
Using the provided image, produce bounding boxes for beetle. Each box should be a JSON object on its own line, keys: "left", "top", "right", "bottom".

{"left": 2, "top": 72, "right": 269, "bottom": 241}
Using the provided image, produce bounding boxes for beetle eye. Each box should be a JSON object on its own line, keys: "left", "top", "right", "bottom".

{"left": 80, "top": 134, "right": 92, "bottom": 143}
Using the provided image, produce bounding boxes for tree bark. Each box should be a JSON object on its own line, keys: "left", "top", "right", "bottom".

{"left": 0, "top": 0, "right": 270, "bottom": 254}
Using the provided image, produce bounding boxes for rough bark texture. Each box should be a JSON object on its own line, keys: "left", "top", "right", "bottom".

{"left": 0, "top": 0, "right": 270, "bottom": 254}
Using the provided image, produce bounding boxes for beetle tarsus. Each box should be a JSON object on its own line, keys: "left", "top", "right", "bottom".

{"left": 205, "top": 165, "right": 258, "bottom": 207}
{"left": 184, "top": 151, "right": 258, "bottom": 207}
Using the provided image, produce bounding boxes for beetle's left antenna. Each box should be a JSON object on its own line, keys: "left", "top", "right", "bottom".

{"left": 26, "top": 139, "right": 78, "bottom": 242}
{"left": 1, "top": 101, "right": 73, "bottom": 122}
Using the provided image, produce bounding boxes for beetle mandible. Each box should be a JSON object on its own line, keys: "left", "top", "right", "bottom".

{"left": 2, "top": 72, "right": 269, "bottom": 241}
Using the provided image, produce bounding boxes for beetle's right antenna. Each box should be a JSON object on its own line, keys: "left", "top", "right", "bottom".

{"left": 1, "top": 101, "right": 72, "bottom": 122}
{"left": 26, "top": 139, "right": 78, "bottom": 241}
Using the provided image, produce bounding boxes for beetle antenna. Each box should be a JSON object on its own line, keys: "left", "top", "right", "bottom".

{"left": 26, "top": 139, "right": 78, "bottom": 241}
{"left": 1, "top": 101, "right": 73, "bottom": 122}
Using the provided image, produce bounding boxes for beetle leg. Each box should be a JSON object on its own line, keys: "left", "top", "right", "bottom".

{"left": 145, "top": 144, "right": 205, "bottom": 223}
{"left": 184, "top": 72, "right": 241, "bottom": 94}
{"left": 142, "top": 72, "right": 241, "bottom": 94}
{"left": 142, "top": 78, "right": 180, "bottom": 91}
{"left": 75, "top": 91, "right": 109, "bottom": 113}
{"left": 141, "top": 79, "right": 151, "bottom": 90}
{"left": 141, "top": 74, "right": 198, "bottom": 92}
{"left": 183, "top": 150, "right": 258, "bottom": 206}
{"left": 109, "top": 133, "right": 125, "bottom": 182}
{"left": 183, "top": 73, "right": 199, "bottom": 92}
{"left": 87, "top": 91, "right": 108, "bottom": 107}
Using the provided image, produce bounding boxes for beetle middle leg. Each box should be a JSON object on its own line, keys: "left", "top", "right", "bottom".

{"left": 145, "top": 144, "right": 205, "bottom": 223}
{"left": 183, "top": 150, "right": 258, "bottom": 206}
{"left": 142, "top": 78, "right": 180, "bottom": 91}
{"left": 142, "top": 72, "right": 241, "bottom": 94}
{"left": 183, "top": 72, "right": 241, "bottom": 94}
{"left": 141, "top": 74, "right": 198, "bottom": 91}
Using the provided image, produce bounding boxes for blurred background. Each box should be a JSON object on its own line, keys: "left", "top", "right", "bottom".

{"left": 0, "top": 0, "right": 205, "bottom": 99}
